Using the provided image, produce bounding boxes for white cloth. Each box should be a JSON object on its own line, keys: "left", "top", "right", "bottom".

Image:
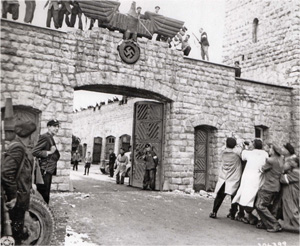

{"left": 232, "top": 149, "right": 269, "bottom": 207}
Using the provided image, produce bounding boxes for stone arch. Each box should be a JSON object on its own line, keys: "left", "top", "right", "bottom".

{"left": 119, "top": 134, "right": 131, "bottom": 152}
{"left": 184, "top": 114, "right": 221, "bottom": 133}
{"left": 74, "top": 72, "right": 176, "bottom": 102}
{"left": 193, "top": 124, "right": 218, "bottom": 192}
{"left": 105, "top": 135, "right": 116, "bottom": 159}
{"left": 254, "top": 115, "right": 271, "bottom": 129}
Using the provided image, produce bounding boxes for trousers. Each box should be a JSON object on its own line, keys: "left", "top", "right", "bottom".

{"left": 255, "top": 189, "right": 280, "bottom": 229}
{"left": 201, "top": 45, "right": 209, "bottom": 61}
{"left": 24, "top": 0, "right": 36, "bottom": 23}
{"left": 143, "top": 169, "right": 156, "bottom": 190}
{"left": 46, "top": 7, "right": 59, "bottom": 29}
{"left": 2, "top": 1, "right": 19, "bottom": 20}
{"left": 36, "top": 171, "right": 53, "bottom": 204}
{"left": 213, "top": 183, "right": 238, "bottom": 216}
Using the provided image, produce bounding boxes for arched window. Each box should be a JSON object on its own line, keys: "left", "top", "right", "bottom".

{"left": 105, "top": 135, "right": 115, "bottom": 159}
{"left": 252, "top": 18, "right": 259, "bottom": 43}
{"left": 119, "top": 134, "right": 131, "bottom": 152}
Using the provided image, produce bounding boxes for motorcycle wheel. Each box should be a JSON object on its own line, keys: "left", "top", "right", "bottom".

{"left": 22, "top": 195, "right": 55, "bottom": 245}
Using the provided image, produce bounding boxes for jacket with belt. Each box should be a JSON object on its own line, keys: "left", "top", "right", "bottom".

{"left": 1, "top": 138, "right": 33, "bottom": 210}
{"left": 32, "top": 132, "right": 60, "bottom": 175}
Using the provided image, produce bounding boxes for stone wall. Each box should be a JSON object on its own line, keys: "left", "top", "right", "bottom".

{"left": 1, "top": 19, "right": 295, "bottom": 192}
{"left": 222, "top": 0, "right": 300, "bottom": 152}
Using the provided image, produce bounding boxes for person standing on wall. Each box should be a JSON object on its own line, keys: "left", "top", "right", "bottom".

{"left": 2, "top": 0, "right": 19, "bottom": 20}
{"left": 24, "top": 0, "right": 36, "bottom": 23}
{"left": 1, "top": 121, "right": 37, "bottom": 245}
{"left": 84, "top": 151, "right": 92, "bottom": 175}
{"left": 44, "top": 0, "right": 60, "bottom": 29}
{"left": 32, "top": 119, "right": 60, "bottom": 204}
{"left": 108, "top": 148, "right": 116, "bottom": 178}
{"left": 234, "top": 61, "right": 242, "bottom": 77}
{"left": 199, "top": 28, "right": 209, "bottom": 61}
{"left": 142, "top": 143, "right": 158, "bottom": 190}
{"left": 182, "top": 34, "right": 192, "bottom": 56}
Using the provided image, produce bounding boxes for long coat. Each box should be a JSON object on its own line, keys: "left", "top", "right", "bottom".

{"left": 1, "top": 138, "right": 33, "bottom": 211}
{"left": 232, "top": 149, "right": 269, "bottom": 207}
{"left": 280, "top": 168, "right": 299, "bottom": 232}
{"left": 115, "top": 154, "right": 128, "bottom": 176}
{"left": 214, "top": 148, "right": 242, "bottom": 195}
{"left": 32, "top": 132, "right": 60, "bottom": 175}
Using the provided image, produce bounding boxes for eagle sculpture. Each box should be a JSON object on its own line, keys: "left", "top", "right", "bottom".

{"left": 77, "top": 0, "right": 185, "bottom": 39}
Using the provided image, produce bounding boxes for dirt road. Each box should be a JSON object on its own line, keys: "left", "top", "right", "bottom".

{"left": 55, "top": 165, "right": 299, "bottom": 246}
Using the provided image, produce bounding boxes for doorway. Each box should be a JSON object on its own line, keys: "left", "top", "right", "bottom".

{"left": 92, "top": 137, "right": 102, "bottom": 164}
{"left": 131, "top": 101, "right": 164, "bottom": 190}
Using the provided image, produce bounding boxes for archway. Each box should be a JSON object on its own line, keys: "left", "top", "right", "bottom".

{"left": 72, "top": 85, "right": 172, "bottom": 191}
{"left": 194, "top": 125, "right": 217, "bottom": 192}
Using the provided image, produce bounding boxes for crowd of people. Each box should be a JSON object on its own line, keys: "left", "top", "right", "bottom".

{"left": 210, "top": 137, "right": 299, "bottom": 233}
{"left": 104, "top": 144, "right": 158, "bottom": 190}
{"left": 2, "top": 1, "right": 212, "bottom": 59}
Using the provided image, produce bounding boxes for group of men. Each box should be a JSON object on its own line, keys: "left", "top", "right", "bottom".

{"left": 1, "top": 119, "right": 60, "bottom": 244}
{"left": 2, "top": 0, "right": 83, "bottom": 29}
{"left": 210, "top": 137, "right": 299, "bottom": 233}
{"left": 107, "top": 143, "right": 158, "bottom": 190}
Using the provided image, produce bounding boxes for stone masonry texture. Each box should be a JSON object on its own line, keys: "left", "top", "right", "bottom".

{"left": 1, "top": 19, "right": 297, "bottom": 192}
{"left": 222, "top": 0, "right": 300, "bottom": 152}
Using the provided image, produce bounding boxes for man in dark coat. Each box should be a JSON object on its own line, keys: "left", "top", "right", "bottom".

{"left": 142, "top": 143, "right": 158, "bottom": 190}
{"left": 255, "top": 144, "right": 283, "bottom": 232}
{"left": 32, "top": 119, "right": 60, "bottom": 204}
{"left": 1, "top": 121, "right": 37, "bottom": 245}
{"left": 108, "top": 148, "right": 116, "bottom": 177}
{"left": 234, "top": 61, "right": 242, "bottom": 77}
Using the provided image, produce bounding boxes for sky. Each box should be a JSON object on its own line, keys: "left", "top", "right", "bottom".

{"left": 2, "top": 0, "right": 226, "bottom": 110}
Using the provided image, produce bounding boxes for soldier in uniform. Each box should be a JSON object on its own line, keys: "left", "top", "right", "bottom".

{"left": 142, "top": 143, "right": 158, "bottom": 190}
{"left": 32, "top": 119, "right": 60, "bottom": 204}
{"left": 1, "top": 121, "right": 37, "bottom": 245}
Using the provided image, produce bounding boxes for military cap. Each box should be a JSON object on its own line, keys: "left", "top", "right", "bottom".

{"left": 47, "top": 119, "right": 60, "bottom": 127}
{"left": 155, "top": 6, "right": 160, "bottom": 10}
{"left": 283, "top": 143, "right": 295, "bottom": 155}
{"left": 15, "top": 121, "right": 37, "bottom": 138}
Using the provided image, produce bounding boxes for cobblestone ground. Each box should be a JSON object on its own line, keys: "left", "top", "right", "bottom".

{"left": 49, "top": 164, "right": 299, "bottom": 246}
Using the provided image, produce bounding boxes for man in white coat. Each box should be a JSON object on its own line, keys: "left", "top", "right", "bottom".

{"left": 209, "top": 137, "right": 243, "bottom": 219}
{"left": 232, "top": 139, "right": 269, "bottom": 224}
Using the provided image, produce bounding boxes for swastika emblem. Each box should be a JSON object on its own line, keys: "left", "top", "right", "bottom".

{"left": 118, "top": 41, "right": 140, "bottom": 64}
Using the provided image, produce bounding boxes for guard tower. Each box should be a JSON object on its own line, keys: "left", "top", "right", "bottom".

{"left": 222, "top": 0, "right": 300, "bottom": 152}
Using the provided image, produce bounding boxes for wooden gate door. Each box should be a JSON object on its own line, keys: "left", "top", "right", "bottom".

{"left": 92, "top": 137, "right": 102, "bottom": 164}
{"left": 131, "top": 101, "right": 164, "bottom": 190}
{"left": 194, "top": 127, "right": 208, "bottom": 191}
